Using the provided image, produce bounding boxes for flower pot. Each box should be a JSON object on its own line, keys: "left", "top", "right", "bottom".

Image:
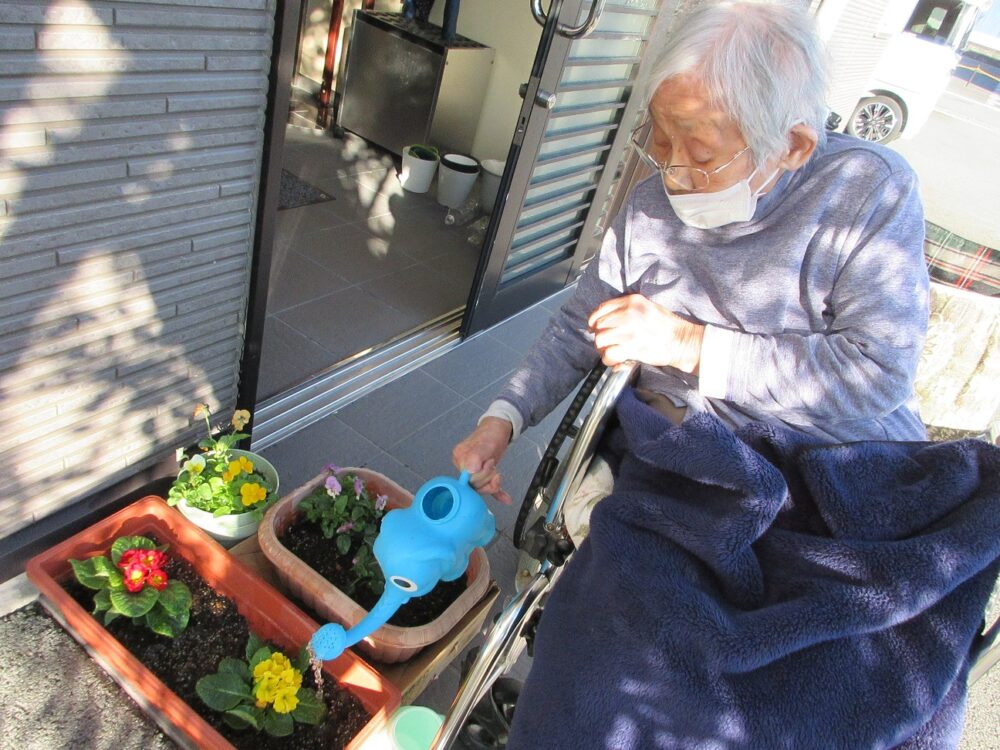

{"left": 437, "top": 154, "right": 480, "bottom": 209}
{"left": 259, "top": 468, "right": 492, "bottom": 663}
{"left": 400, "top": 145, "right": 440, "bottom": 193}
{"left": 26, "top": 496, "right": 399, "bottom": 750}
{"left": 175, "top": 448, "right": 279, "bottom": 544}
{"left": 479, "top": 159, "right": 505, "bottom": 215}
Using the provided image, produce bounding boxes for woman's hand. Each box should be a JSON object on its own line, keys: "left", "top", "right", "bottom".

{"left": 452, "top": 417, "right": 514, "bottom": 505}
{"left": 588, "top": 294, "right": 705, "bottom": 373}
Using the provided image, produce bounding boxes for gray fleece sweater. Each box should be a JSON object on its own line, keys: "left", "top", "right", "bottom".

{"left": 492, "top": 133, "right": 930, "bottom": 444}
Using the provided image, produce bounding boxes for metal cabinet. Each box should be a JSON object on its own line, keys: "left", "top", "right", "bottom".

{"left": 338, "top": 11, "right": 495, "bottom": 156}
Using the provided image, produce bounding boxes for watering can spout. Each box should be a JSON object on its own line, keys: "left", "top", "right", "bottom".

{"left": 310, "top": 584, "right": 411, "bottom": 661}
{"left": 310, "top": 471, "right": 496, "bottom": 662}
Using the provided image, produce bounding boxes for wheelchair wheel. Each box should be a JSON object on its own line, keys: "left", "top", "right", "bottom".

{"left": 512, "top": 366, "right": 606, "bottom": 550}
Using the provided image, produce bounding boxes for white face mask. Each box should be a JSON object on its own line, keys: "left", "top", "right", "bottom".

{"left": 666, "top": 167, "right": 779, "bottom": 229}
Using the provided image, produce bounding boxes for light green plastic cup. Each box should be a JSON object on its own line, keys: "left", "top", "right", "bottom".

{"left": 388, "top": 705, "right": 445, "bottom": 750}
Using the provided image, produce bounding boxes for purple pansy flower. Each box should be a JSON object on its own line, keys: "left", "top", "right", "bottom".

{"left": 354, "top": 477, "right": 364, "bottom": 496}
{"left": 336, "top": 522, "right": 354, "bottom": 534}
{"left": 375, "top": 494, "right": 388, "bottom": 512}
{"left": 325, "top": 475, "right": 342, "bottom": 496}
{"left": 323, "top": 463, "right": 342, "bottom": 474}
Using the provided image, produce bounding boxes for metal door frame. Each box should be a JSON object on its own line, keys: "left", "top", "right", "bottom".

{"left": 463, "top": 0, "right": 679, "bottom": 335}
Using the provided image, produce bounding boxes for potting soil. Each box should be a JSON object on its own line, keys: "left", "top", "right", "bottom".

{"left": 64, "top": 554, "right": 371, "bottom": 749}
{"left": 280, "top": 519, "right": 466, "bottom": 627}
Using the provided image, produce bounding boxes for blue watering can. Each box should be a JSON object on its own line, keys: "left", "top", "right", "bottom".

{"left": 310, "top": 471, "right": 496, "bottom": 661}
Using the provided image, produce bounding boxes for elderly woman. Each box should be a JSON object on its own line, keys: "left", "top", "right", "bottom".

{"left": 454, "top": 0, "right": 929, "bottom": 509}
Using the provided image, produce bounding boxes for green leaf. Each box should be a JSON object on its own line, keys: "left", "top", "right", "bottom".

{"left": 110, "top": 585, "right": 159, "bottom": 618}
{"left": 335, "top": 534, "right": 351, "bottom": 556}
{"left": 92, "top": 588, "right": 111, "bottom": 613}
{"left": 105, "top": 569, "right": 125, "bottom": 590}
{"left": 293, "top": 647, "right": 311, "bottom": 675}
{"left": 197, "top": 483, "right": 214, "bottom": 501}
{"left": 103, "top": 609, "right": 120, "bottom": 626}
{"left": 145, "top": 605, "right": 190, "bottom": 638}
{"left": 157, "top": 580, "right": 192, "bottom": 616}
{"left": 110, "top": 536, "right": 156, "bottom": 564}
{"left": 70, "top": 558, "right": 105, "bottom": 590}
{"left": 333, "top": 495, "right": 348, "bottom": 514}
{"left": 246, "top": 633, "right": 265, "bottom": 662}
{"left": 90, "top": 555, "right": 121, "bottom": 579}
{"left": 249, "top": 645, "right": 272, "bottom": 672}
{"left": 291, "top": 688, "right": 326, "bottom": 725}
{"left": 263, "top": 709, "right": 294, "bottom": 737}
{"left": 223, "top": 706, "right": 260, "bottom": 730}
{"left": 196, "top": 672, "right": 251, "bottom": 712}
{"left": 218, "top": 657, "right": 251, "bottom": 683}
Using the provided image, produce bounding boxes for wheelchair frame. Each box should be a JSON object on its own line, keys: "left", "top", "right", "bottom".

{"left": 428, "top": 361, "right": 1000, "bottom": 748}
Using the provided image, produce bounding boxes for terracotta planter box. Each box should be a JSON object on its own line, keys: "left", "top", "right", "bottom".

{"left": 259, "top": 468, "right": 491, "bottom": 664}
{"left": 26, "top": 496, "right": 400, "bottom": 750}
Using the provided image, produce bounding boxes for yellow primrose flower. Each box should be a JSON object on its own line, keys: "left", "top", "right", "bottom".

{"left": 272, "top": 686, "right": 300, "bottom": 714}
{"left": 254, "top": 674, "right": 278, "bottom": 704}
{"left": 183, "top": 455, "right": 206, "bottom": 475}
{"left": 254, "top": 652, "right": 292, "bottom": 682}
{"left": 231, "top": 409, "right": 251, "bottom": 430}
{"left": 280, "top": 667, "right": 303, "bottom": 691}
{"left": 241, "top": 482, "right": 267, "bottom": 507}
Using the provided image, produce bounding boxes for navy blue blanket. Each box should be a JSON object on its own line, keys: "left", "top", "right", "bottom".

{"left": 508, "top": 390, "right": 1000, "bottom": 750}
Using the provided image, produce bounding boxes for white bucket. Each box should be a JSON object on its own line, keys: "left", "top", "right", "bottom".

{"left": 479, "top": 158, "right": 506, "bottom": 214}
{"left": 437, "top": 154, "right": 480, "bottom": 208}
{"left": 400, "top": 146, "right": 439, "bottom": 193}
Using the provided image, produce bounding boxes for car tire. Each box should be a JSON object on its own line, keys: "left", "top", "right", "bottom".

{"left": 847, "top": 95, "right": 904, "bottom": 144}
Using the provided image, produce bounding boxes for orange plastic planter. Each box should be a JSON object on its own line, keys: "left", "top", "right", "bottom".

{"left": 26, "top": 496, "right": 400, "bottom": 749}
{"left": 259, "top": 468, "right": 491, "bottom": 664}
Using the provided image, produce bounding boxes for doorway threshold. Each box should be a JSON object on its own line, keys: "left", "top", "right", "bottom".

{"left": 251, "top": 309, "right": 464, "bottom": 451}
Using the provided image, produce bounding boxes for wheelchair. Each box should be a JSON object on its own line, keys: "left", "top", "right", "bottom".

{"left": 428, "top": 361, "right": 1000, "bottom": 749}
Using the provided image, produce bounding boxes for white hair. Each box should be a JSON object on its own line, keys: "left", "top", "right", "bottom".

{"left": 645, "top": 0, "right": 829, "bottom": 168}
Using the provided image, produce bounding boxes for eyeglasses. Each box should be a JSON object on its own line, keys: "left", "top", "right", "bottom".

{"left": 629, "top": 123, "right": 751, "bottom": 193}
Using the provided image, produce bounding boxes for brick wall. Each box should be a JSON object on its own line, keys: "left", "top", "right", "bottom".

{"left": 0, "top": 0, "right": 275, "bottom": 542}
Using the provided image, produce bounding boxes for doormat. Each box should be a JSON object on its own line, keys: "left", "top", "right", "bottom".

{"left": 278, "top": 169, "right": 335, "bottom": 210}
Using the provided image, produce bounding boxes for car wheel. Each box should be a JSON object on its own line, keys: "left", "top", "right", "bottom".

{"left": 847, "top": 95, "right": 904, "bottom": 144}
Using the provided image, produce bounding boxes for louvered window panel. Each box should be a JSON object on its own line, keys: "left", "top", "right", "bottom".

{"left": 498, "top": 1, "right": 661, "bottom": 290}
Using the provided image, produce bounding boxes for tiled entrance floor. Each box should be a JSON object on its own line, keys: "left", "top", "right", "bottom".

{"left": 259, "top": 126, "right": 485, "bottom": 400}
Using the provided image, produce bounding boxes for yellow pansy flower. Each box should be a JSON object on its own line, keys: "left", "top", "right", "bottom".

{"left": 241, "top": 482, "right": 267, "bottom": 507}
{"left": 238, "top": 456, "right": 254, "bottom": 474}
{"left": 222, "top": 460, "right": 242, "bottom": 483}
{"left": 183, "top": 455, "right": 206, "bottom": 475}
{"left": 231, "top": 409, "right": 251, "bottom": 430}
{"left": 272, "top": 686, "right": 300, "bottom": 714}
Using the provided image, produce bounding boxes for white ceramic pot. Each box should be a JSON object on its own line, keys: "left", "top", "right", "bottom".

{"left": 437, "top": 154, "right": 480, "bottom": 208}
{"left": 399, "top": 146, "right": 439, "bottom": 193}
{"left": 479, "top": 158, "right": 506, "bottom": 215}
{"left": 175, "top": 449, "right": 279, "bottom": 545}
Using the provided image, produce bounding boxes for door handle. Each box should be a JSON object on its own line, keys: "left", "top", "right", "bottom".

{"left": 519, "top": 82, "right": 557, "bottom": 109}
{"left": 530, "top": 0, "right": 607, "bottom": 39}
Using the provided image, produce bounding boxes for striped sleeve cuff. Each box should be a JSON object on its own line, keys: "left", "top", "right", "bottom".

{"left": 479, "top": 399, "right": 525, "bottom": 441}
{"left": 698, "top": 325, "right": 736, "bottom": 399}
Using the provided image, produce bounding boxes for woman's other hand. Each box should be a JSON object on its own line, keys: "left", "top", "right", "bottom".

{"left": 588, "top": 294, "right": 705, "bottom": 373}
